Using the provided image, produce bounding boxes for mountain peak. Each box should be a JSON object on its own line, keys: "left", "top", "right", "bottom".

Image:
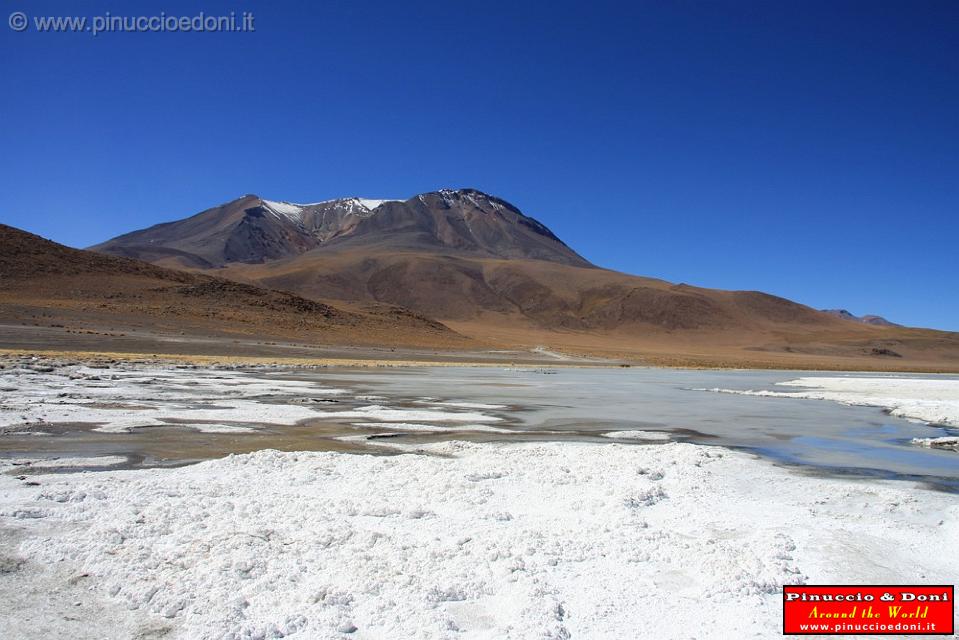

{"left": 93, "top": 189, "right": 589, "bottom": 268}
{"left": 419, "top": 188, "right": 521, "bottom": 214}
{"left": 434, "top": 187, "right": 489, "bottom": 197}
{"left": 244, "top": 189, "right": 515, "bottom": 218}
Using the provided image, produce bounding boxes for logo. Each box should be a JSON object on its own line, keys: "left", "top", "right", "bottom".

{"left": 783, "top": 585, "right": 954, "bottom": 635}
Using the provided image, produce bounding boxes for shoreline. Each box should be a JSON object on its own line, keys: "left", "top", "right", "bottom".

{"left": 3, "top": 347, "right": 959, "bottom": 375}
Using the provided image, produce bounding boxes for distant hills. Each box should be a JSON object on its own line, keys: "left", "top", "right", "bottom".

{"left": 822, "top": 309, "right": 900, "bottom": 327}
{"left": 3, "top": 189, "right": 958, "bottom": 370}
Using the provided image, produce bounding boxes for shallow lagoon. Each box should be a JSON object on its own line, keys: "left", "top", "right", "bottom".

{"left": 313, "top": 367, "right": 959, "bottom": 486}
{"left": 2, "top": 364, "right": 957, "bottom": 488}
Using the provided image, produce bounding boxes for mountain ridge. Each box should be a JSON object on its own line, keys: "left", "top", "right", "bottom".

{"left": 91, "top": 188, "right": 892, "bottom": 332}
{"left": 79, "top": 190, "right": 959, "bottom": 370}
{"left": 92, "top": 189, "right": 589, "bottom": 270}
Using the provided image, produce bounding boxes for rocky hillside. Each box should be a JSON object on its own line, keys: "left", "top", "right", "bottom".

{"left": 0, "top": 224, "right": 468, "bottom": 349}
{"left": 92, "top": 189, "right": 588, "bottom": 269}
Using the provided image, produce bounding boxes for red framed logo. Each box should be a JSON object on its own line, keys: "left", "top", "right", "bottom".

{"left": 783, "top": 585, "right": 954, "bottom": 635}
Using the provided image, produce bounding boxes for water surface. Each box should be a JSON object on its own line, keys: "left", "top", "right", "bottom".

{"left": 3, "top": 366, "right": 958, "bottom": 489}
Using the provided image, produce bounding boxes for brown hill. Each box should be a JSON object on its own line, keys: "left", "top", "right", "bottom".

{"left": 0, "top": 224, "right": 470, "bottom": 351}
{"left": 218, "top": 250, "right": 831, "bottom": 330}
{"left": 216, "top": 249, "right": 959, "bottom": 369}
{"left": 87, "top": 190, "right": 959, "bottom": 370}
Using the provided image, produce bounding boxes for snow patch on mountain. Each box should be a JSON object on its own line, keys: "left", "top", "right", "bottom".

{"left": 288, "top": 197, "right": 402, "bottom": 211}
{"left": 261, "top": 200, "right": 304, "bottom": 221}
{"left": 354, "top": 198, "right": 399, "bottom": 210}
{"left": 261, "top": 198, "right": 399, "bottom": 221}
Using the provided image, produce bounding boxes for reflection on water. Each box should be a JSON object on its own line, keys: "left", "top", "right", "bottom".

{"left": 2, "top": 366, "right": 958, "bottom": 490}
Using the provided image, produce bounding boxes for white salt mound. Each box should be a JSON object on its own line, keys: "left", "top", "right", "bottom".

{"left": 701, "top": 376, "right": 959, "bottom": 427}
{"left": 602, "top": 430, "right": 671, "bottom": 441}
{"left": 3, "top": 456, "right": 128, "bottom": 469}
{"left": 1, "top": 441, "right": 954, "bottom": 639}
{"left": 350, "top": 422, "right": 515, "bottom": 433}
{"left": 0, "top": 366, "right": 347, "bottom": 434}
{"left": 315, "top": 404, "right": 503, "bottom": 423}
{"left": 911, "top": 436, "right": 959, "bottom": 451}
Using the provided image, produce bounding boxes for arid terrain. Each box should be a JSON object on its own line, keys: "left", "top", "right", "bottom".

{"left": 0, "top": 224, "right": 477, "bottom": 358}
{"left": 78, "top": 189, "right": 959, "bottom": 370}
{"left": 3, "top": 190, "right": 958, "bottom": 370}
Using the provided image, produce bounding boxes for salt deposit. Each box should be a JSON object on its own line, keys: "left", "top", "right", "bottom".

{"left": 911, "top": 436, "right": 959, "bottom": 451}
{"left": 2, "top": 364, "right": 959, "bottom": 638}
{"left": 0, "top": 365, "right": 348, "bottom": 434}
{"left": 1, "top": 441, "right": 954, "bottom": 639}
{"left": 418, "top": 401, "right": 509, "bottom": 410}
{"left": 315, "top": 404, "right": 504, "bottom": 424}
{"left": 349, "top": 422, "right": 516, "bottom": 433}
{"left": 602, "top": 430, "right": 671, "bottom": 441}
{"left": 2, "top": 455, "right": 128, "bottom": 469}
{"left": 699, "top": 376, "right": 959, "bottom": 427}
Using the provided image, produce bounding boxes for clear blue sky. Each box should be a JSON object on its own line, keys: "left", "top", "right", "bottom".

{"left": 1, "top": 1, "right": 956, "bottom": 330}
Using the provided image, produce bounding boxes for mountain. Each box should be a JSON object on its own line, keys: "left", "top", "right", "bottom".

{"left": 822, "top": 309, "right": 901, "bottom": 327}
{"left": 0, "top": 224, "right": 469, "bottom": 352}
{"left": 90, "top": 189, "right": 852, "bottom": 329}
{"left": 88, "top": 189, "right": 959, "bottom": 370}
{"left": 92, "top": 189, "right": 587, "bottom": 269}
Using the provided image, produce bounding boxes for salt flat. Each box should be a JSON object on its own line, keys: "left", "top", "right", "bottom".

{"left": 1, "top": 361, "right": 958, "bottom": 639}
{"left": 2, "top": 440, "right": 956, "bottom": 639}
{"left": 0, "top": 364, "right": 345, "bottom": 434}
